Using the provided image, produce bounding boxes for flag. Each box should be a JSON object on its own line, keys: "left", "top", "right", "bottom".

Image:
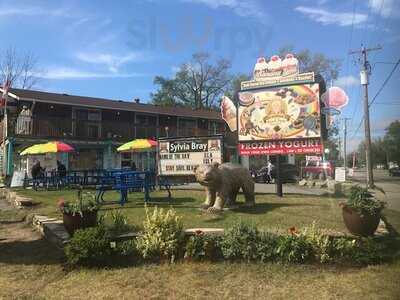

{"left": 1, "top": 79, "right": 11, "bottom": 107}
{"left": 220, "top": 96, "right": 237, "bottom": 132}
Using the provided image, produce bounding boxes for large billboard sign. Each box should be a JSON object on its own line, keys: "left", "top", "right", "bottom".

{"left": 237, "top": 54, "right": 324, "bottom": 156}
{"left": 158, "top": 136, "right": 223, "bottom": 176}
{"left": 238, "top": 138, "right": 322, "bottom": 155}
{"left": 238, "top": 83, "right": 321, "bottom": 142}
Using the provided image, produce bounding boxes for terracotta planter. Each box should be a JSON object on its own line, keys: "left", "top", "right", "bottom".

{"left": 342, "top": 205, "right": 380, "bottom": 237}
{"left": 63, "top": 210, "right": 98, "bottom": 236}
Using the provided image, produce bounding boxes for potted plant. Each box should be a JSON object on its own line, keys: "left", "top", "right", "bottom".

{"left": 58, "top": 188, "right": 99, "bottom": 236}
{"left": 340, "top": 185, "right": 385, "bottom": 236}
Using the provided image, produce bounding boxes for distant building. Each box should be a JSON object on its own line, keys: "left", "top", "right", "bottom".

{"left": 0, "top": 88, "right": 237, "bottom": 176}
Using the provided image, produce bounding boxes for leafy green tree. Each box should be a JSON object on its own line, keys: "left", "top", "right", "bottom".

{"left": 278, "top": 46, "right": 342, "bottom": 161}
{"left": 278, "top": 46, "right": 341, "bottom": 84}
{"left": 384, "top": 120, "right": 400, "bottom": 166}
{"left": 151, "top": 52, "right": 231, "bottom": 109}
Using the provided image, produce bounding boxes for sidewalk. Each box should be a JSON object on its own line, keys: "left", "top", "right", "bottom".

{"left": 172, "top": 182, "right": 327, "bottom": 196}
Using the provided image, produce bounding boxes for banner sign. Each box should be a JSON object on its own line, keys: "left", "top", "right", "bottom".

{"left": 238, "top": 83, "right": 321, "bottom": 142}
{"left": 241, "top": 54, "right": 314, "bottom": 90}
{"left": 238, "top": 138, "right": 323, "bottom": 155}
{"left": 158, "top": 137, "right": 222, "bottom": 176}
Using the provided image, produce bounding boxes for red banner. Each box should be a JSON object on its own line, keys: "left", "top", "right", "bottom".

{"left": 239, "top": 138, "right": 323, "bottom": 155}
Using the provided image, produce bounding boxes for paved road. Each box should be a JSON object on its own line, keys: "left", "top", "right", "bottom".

{"left": 351, "top": 169, "right": 400, "bottom": 212}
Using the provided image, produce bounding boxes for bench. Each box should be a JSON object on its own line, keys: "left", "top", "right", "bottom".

{"left": 96, "top": 171, "right": 171, "bottom": 205}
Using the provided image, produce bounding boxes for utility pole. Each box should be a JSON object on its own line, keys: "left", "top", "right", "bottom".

{"left": 349, "top": 45, "right": 382, "bottom": 188}
{"left": 342, "top": 118, "right": 350, "bottom": 169}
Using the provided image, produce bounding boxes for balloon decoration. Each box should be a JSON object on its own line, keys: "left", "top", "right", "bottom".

{"left": 321, "top": 87, "right": 349, "bottom": 128}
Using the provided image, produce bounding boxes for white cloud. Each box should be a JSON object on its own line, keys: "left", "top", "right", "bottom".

{"left": 0, "top": 6, "right": 71, "bottom": 17}
{"left": 76, "top": 52, "right": 146, "bottom": 73}
{"left": 368, "top": 0, "right": 399, "bottom": 18}
{"left": 182, "top": 0, "right": 267, "bottom": 22}
{"left": 334, "top": 75, "right": 359, "bottom": 88}
{"left": 38, "top": 67, "right": 143, "bottom": 80}
{"left": 295, "top": 6, "right": 368, "bottom": 26}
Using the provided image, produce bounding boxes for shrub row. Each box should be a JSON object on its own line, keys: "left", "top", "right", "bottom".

{"left": 65, "top": 208, "right": 397, "bottom": 267}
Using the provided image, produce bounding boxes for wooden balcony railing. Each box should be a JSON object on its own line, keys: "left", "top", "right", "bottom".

{"left": 14, "top": 117, "right": 224, "bottom": 141}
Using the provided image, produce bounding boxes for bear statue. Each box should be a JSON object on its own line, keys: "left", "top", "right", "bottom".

{"left": 194, "top": 162, "right": 255, "bottom": 213}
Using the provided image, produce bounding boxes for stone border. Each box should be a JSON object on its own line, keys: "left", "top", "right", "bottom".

{"left": 31, "top": 213, "right": 227, "bottom": 249}
{"left": 1, "top": 188, "right": 34, "bottom": 208}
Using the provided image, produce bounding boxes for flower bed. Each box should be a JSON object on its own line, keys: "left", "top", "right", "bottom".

{"left": 64, "top": 207, "right": 399, "bottom": 267}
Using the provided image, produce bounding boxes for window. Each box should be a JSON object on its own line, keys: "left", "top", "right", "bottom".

{"left": 179, "top": 118, "right": 197, "bottom": 136}
{"left": 88, "top": 124, "right": 100, "bottom": 138}
{"left": 88, "top": 110, "right": 101, "bottom": 121}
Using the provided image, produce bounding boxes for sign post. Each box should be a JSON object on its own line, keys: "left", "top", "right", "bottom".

{"left": 236, "top": 54, "right": 326, "bottom": 197}
{"left": 276, "top": 155, "right": 283, "bottom": 197}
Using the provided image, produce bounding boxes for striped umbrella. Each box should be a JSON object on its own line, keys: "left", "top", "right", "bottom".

{"left": 20, "top": 141, "right": 74, "bottom": 156}
{"left": 117, "top": 139, "right": 157, "bottom": 152}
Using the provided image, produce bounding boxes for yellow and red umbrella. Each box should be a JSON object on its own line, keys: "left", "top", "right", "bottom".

{"left": 20, "top": 141, "right": 74, "bottom": 156}
{"left": 117, "top": 139, "right": 157, "bottom": 152}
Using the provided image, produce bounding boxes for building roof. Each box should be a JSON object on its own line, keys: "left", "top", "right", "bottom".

{"left": 4, "top": 87, "right": 222, "bottom": 120}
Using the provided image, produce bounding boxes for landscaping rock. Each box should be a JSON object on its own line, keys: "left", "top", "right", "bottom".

{"left": 315, "top": 180, "right": 328, "bottom": 188}
{"left": 185, "top": 228, "right": 224, "bottom": 236}
{"left": 327, "top": 180, "right": 342, "bottom": 195}
{"left": 298, "top": 179, "right": 307, "bottom": 186}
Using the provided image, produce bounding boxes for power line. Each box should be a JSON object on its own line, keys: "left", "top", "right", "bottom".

{"left": 369, "top": 58, "right": 400, "bottom": 107}
{"left": 350, "top": 57, "right": 400, "bottom": 139}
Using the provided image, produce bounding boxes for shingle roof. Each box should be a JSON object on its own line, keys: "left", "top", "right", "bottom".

{"left": 6, "top": 87, "right": 222, "bottom": 120}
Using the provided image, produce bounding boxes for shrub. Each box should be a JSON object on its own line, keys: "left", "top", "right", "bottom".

{"left": 136, "top": 206, "right": 184, "bottom": 262}
{"left": 341, "top": 185, "right": 385, "bottom": 216}
{"left": 276, "top": 233, "right": 313, "bottom": 264}
{"left": 257, "top": 232, "right": 279, "bottom": 262}
{"left": 302, "top": 222, "right": 333, "bottom": 263}
{"left": 184, "top": 232, "right": 222, "bottom": 261}
{"left": 221, "top": 221, "right": 260, "bottom": 261}
{"left": 65, "top": 224, "right": 111, "bottom": 266}
{"left": 107, "top": 210, "right": 134, "bottom": 235}
{"left": 332, "top": 236, "right": 386, "bottom": 265}
{"left": 58, "top": 188, "right": 98, "bottom": 216}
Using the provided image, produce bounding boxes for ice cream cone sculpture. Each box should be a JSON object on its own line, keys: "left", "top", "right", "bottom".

{"left": 221, "top": 96, "right": 237, "bottom": 132}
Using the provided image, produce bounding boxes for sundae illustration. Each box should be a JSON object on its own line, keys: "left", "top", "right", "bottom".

{"left": 238, "top": 84, "right": 320, "bottom": 141}
{"left": 220, "top": 96, "right": 237, "bottom": 132}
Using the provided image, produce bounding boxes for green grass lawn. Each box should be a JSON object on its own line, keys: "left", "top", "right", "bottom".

{"left": 14, "top": 187, "right": 400, "bottom": 233}
{"left": 1, "top": 222, "right": 400, "bottom": 299}
{"left": 2, "top": 189, "right": 400, "bottom": 299}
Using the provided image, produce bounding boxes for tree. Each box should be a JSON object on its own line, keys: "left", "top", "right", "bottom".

{"left": 384, "top": 120, "right": 400, "bottom": 166}
{"left": 355, "top": 138, "right": 389, "bottom": 168}
{"left": 0, "top": 47, "right": 40, "bottom": 89}
{"left": 151, "top": 52, "right": 231, "bottom": 109}
{"left": 224, "top": 73, "right": 251, "bottom": 104}
{"left": 278, "top": 46, "right": 342, "bottom": 160}
{"left": 278, "top": 46, "right": 341, "bottom": 84}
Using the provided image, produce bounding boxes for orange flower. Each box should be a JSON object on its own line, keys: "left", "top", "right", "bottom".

{"left": 57, "top": 198, "right": 65, "bottom": 208}
{"left": 288, "top": 226, "right": 298, "bottom": 235}
{"left": 195, "top": 230, "right": 204, "bottom": 236}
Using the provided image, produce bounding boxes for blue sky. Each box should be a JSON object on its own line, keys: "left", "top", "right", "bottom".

{"left": 1, "top": 0, "right": 399, "bottom": 150}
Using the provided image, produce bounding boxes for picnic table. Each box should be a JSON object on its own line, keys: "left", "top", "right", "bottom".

{"left": 96, "top": 170, "right": 171, "bottom": 205}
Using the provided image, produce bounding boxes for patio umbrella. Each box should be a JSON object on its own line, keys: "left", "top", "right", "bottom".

{"left": 20, "top": 141, "right": 74, "bottom": 155}
{"left": 117, "top": 139, "right": 157, "bottom": 152}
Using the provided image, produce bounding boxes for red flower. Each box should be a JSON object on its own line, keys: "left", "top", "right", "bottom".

{"left": 195, "top": 230, "right": 204, "bottom": 236}
{"left": 57, "top": 198, "right": 65, "bottom": 208}
{"left": 288, "top": 226, "right": 298, "bottom": 235}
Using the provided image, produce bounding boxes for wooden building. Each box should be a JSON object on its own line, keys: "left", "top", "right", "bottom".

{"left": 0, "top": 88, "right": 235, "bottom": 176}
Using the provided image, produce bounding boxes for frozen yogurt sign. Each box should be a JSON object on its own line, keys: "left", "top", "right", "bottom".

{"left": 254, "top": 54, "right": 299, "bottom": 79}
{"left": 241, "top": 54, "right": 314, "bottom": 90}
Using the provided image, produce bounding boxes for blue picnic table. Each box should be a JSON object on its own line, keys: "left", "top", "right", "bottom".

{"left": 96, "top": 170, "right": 171, "bottom": 205}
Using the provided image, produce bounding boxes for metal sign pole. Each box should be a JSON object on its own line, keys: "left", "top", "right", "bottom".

{"left": 276, "top": 154, "right": 283, "bottom": 197}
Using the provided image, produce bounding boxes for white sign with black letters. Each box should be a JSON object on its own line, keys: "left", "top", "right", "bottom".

{"left": 158, "top": 137, "right": 222, "bottom": 176}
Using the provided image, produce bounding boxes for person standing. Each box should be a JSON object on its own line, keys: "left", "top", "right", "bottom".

{"left": 266, "top": 160, "right": 273, "bottom": 184}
